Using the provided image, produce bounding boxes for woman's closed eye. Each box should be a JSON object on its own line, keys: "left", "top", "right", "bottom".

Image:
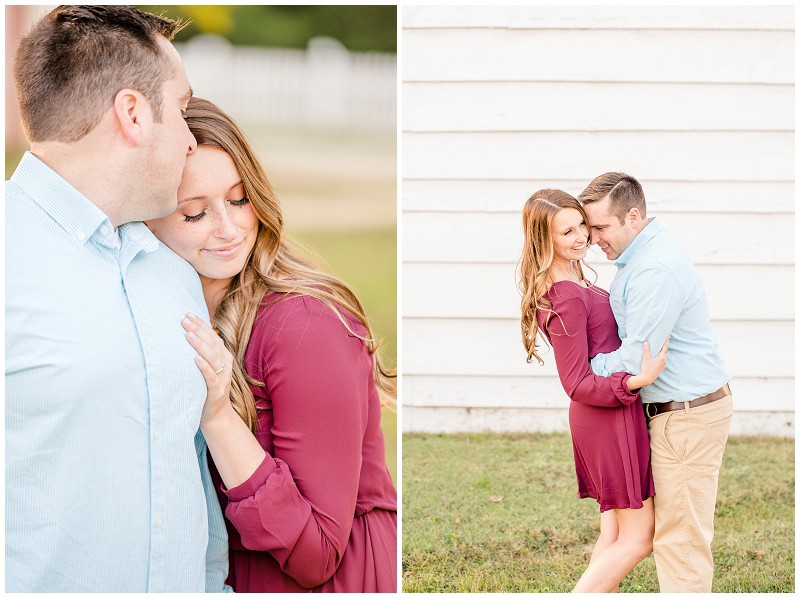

{"left": 184, "top": 210, "right": 206, "bottom": 223}
{"left": 229, "top": 197, "right": 250, "bottom": 207}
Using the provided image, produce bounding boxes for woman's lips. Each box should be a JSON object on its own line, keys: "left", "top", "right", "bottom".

{"left": 204, "top": 240, "right": 243, "bottom": 258}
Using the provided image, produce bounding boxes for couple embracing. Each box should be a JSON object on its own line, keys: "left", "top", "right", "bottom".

{"left": 520, "top": 173, "right": 733, "bottom": 592}
{"left": 7, "top": 6, "right": 396, "bottom": 593}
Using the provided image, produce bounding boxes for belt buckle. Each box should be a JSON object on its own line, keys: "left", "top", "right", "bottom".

{"left": 644, "top": 403, "right": 658, "bottom": 420}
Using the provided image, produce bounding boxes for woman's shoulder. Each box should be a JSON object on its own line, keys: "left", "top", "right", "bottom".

{"left": 539, "top": 280, "right": 607, "bottom": 323}
{"left": 254, "top": 291, "right": 366, "bottom": 339}
{"left": 544, "top": 280, "right": 591, "bottom": 306}
{"left": 537, "top": 282, "right": 584, "bottom": 329}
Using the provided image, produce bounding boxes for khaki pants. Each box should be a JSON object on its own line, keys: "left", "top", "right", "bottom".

{"left": 647, "top": 394, "right": 733, "bottom": 592}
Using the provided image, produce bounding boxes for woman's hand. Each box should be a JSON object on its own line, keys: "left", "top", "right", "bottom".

{"left": 182, "top": 313, "right": 235, "bottom": 429}
{"left": 183, "top": 313, "right": 266, "bottom": 489}
{"left": 627, "top": 337, "right": 670, "bottom": 391}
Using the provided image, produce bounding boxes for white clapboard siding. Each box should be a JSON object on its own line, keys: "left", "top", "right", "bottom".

{"left": 403, "top": 132, "right": 794, "bottom": 181}
{"left": 401, "top": 6, "right": 795, "bottom": 436}
{"left": 403, "top": 212, "right": 794, "bottom": 266}
{"left": 403, "top": 6, "right": 795, "bottom": 31}
{"left": 403, "top": 319, "right": 794, "bottom": 380}
{"left": 402, "top": 29, "right": 793, "bottom": 84}
{"left": 403, "top": 376, "right": 794, "bottom": 437}
{"left": 404, "top": 376, "right": 795, "bottom": 414}
{"left": 403, "top": 180, "right": 796, "bottom": 214}
{"left": 403, "top": 262, "right": 794, "bottom": 322}
{"left": 403, "top": 82, "right": 795, "bottom": 132}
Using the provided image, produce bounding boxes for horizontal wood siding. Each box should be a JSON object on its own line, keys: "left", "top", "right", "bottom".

{"left": 401, "top": 6, "right": 795, "bottom": 437}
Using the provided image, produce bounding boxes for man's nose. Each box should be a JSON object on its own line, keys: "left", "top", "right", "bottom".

{"left": 187, "top": 129, "right": 198, "bottom": 154}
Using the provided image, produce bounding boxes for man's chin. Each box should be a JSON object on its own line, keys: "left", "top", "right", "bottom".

{"left": 601, "top": 248, "right": 617, "bottom": 260}
{"left": 154, "top": 199, "right": 179, "bottom": 219}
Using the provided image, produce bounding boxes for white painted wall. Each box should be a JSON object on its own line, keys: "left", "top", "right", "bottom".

{"left": 401, "top": 5, "right": 795, "bottom": 437}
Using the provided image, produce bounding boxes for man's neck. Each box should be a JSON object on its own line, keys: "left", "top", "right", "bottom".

{"left": 31, "top": 140, "right": 126, "bottom": 228}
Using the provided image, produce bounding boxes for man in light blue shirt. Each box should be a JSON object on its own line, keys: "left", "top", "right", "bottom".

{"left": 580, "top": 172, "right": 732, "bottom": 593}
{"left": 6, "top": 6, "right": 229, "bottom": 592}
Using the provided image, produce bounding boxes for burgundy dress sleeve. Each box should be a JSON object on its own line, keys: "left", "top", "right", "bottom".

{"left": 545, "top": 294, "right": 639, "bottom": 407}
{"left": 220, "top": 296, "right": 372, "bottom": 589}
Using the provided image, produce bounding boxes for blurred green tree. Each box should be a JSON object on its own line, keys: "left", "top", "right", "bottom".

{"left": 136, "top": 5, "right": 396, "bottom": 52}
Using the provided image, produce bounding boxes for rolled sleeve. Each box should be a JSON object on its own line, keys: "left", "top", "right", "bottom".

{"left": 222, "top": 455, "right": 277, "bottom": 502}
{"left": 547, "top": 294, "right": 640, "bottom": 408}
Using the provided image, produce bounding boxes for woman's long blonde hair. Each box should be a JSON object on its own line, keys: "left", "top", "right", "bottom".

{"left": 184, "top": 97, "right": 396, "bottom": 433}
{"left": 518, "top": 189, "right": 592, "bottom": 365}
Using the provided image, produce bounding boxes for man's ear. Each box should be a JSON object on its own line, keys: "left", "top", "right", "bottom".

{"left": 112, "top": 88, "right": 150, "bottom": 146}
{"left": 627, "top": 207, "right": 643, "bottom": 227}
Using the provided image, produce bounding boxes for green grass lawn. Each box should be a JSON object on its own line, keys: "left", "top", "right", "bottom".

{"left": 402, "top": 432, "right": 794, "bottom": 593}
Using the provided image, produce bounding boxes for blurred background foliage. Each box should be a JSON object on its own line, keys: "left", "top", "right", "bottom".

{"left": 137, "top": 5, "right": 396, "bottom": 51}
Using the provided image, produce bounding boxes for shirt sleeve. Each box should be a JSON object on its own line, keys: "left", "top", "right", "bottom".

{"left": 546, "top": 294, "right": 639, "bottom": 407}
{"left": 221, "top": 297, "right": 369, "bottom": 589}
{"left": 590, "top": 266, "right": 680, "bottom": 378}
{"left": 195, "top": 430, "right": 233, "bottom": 592}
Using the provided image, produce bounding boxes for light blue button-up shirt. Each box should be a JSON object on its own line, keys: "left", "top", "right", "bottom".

{"left": 590, "top": 217, "right": 730, "bottom": 403}
{"left": 6, "top": 152, "right": 229, "bottom": 592}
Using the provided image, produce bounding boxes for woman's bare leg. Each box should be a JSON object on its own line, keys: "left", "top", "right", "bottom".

{"left": 590, "top": 509, "right": 619, "bottom": 563}
{"left": 573, "top": 498, "right": 654, "bottom": 593}
{"left": 589, "top": 510, "right": 621, "bottom": 591}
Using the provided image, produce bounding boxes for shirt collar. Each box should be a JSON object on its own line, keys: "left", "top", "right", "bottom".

{"left": 11, "top": 152, "right": 161, "bottom": 256}
{"left": 10, "top": 152, "right": 112, "bottom": 245}
{"left": 118, "top": 222, "right": 161, "bottom": 272}
{"left": 120, "top": 221, "right": 159, "bottom": 253}
{"left": 615, "top": 216, "right": 663, "bottom": 267}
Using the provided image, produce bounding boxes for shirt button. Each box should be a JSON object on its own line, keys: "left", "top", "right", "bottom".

{"left": 153, "top": 428, "right": 160, "bottom": 441}
{"left": 145, "top": 345, "right": 154, "bottom": 356}
{"left": 154, "top": 517, "right": 163, "bottom": 528}
{"left": 76, "top": 230, "right": 86, "bottom": 241}
{"left": 100, "top": 225, "right": 110, "bottom": 236}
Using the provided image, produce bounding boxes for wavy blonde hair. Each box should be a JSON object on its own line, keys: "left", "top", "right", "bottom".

{"left": 184, "top": 97, "right": 396, "bottom": 433}
{"left": 518, "top": 189, "right": 593, "bottom": 365}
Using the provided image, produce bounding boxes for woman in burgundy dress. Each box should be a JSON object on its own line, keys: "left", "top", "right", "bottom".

{"left": 519, "top": 189, "right": 668, "bottom": 592}
{"left": 147, "top": 98, "right": 397, "bottom": 592}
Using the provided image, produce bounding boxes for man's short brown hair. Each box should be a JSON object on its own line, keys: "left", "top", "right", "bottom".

{"left": 578, "top": 172, "right": 647, "bottom": 224}
{"left": 14, "top": 5, "right": 187, "bottom": 143}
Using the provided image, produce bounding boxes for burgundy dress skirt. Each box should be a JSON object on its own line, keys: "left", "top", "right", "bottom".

{"left": 538, "top": 281, "right": 654, "bottom": 512}
{"left": 209, "top": 293, "right": 397, "bottom": 592}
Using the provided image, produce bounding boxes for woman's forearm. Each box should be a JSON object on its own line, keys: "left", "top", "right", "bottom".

{"left": 201, "top": 406, "right": 266, "bottom": 490}
{"left": 626, "top": 374, "right": 645, "bottom": 392}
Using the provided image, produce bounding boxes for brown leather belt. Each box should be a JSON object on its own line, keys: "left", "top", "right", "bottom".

{"left": 643, "top": 384, "right": 730, "bottom": 420}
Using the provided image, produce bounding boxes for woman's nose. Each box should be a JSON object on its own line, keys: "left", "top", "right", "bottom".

{"left": 215, "top": 211, "right": 237, "bottom": 239}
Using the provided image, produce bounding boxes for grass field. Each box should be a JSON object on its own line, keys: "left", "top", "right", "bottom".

{"left": 402, "top": 432, "right": 794, "bottom": 593}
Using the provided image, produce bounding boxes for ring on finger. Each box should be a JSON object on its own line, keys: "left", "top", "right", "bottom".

{"left": 214, "top": 363, "right": 227, "bottom": 375}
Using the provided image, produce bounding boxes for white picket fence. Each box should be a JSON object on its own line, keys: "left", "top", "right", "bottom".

{"left": 177, "top": 34, "right": 396, "bottom": 131}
